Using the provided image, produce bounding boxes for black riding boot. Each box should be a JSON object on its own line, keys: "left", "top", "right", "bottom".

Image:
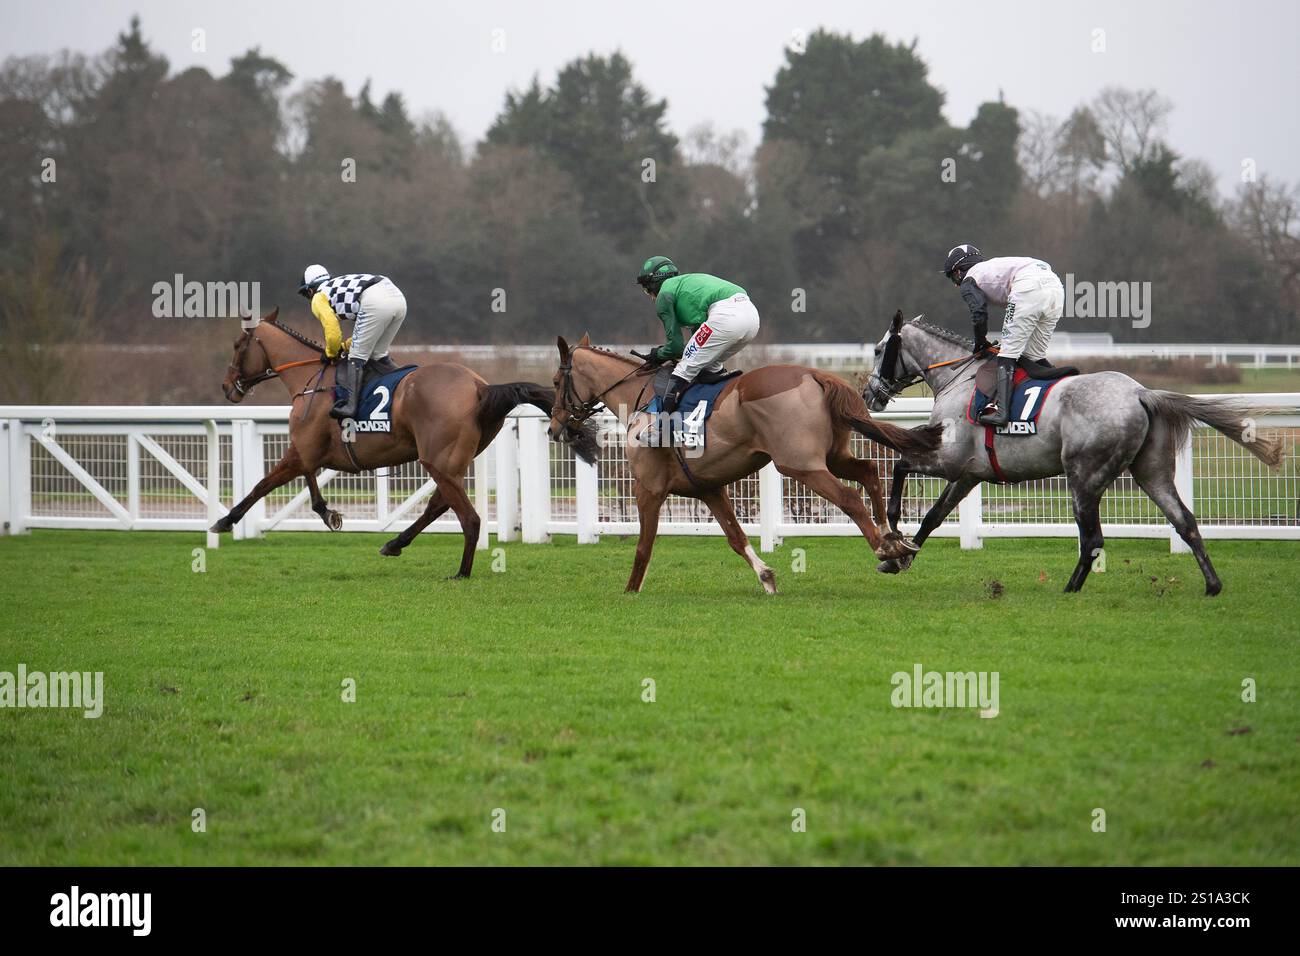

{"left": 978, "top": 357, "right": 1016, "bottom": 427}
{"left": 370, "top": 354, "right": 399, "bottom": 374}
{"left": 331, "top": 358, "right": 365, "bottom": 421}
{"left": 661, "top": 374, "right": 692, "bottom": 415}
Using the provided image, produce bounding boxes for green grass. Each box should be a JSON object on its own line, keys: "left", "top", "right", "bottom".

{"left": 1, "top": 530, "right": 1297, "bottom": 866}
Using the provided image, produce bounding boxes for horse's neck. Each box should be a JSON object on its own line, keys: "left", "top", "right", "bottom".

{"left": 260, "top": 326, "right": 325, "bottom": 393}
{"left": 580, "top": 353, "right": 647, "bottom": 424}
{"left": 914, "top": 336, "right": 973, "bottom": 393}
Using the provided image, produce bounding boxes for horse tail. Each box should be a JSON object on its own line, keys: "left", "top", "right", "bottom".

{"left": 1138, "top": 390, "right": 1286, "bottom": 469}
{"left": 812, "top": 370, "right": 944, "bottom": 458}
{"left": 477, "top": 382, "right": 600, "bottom": 464}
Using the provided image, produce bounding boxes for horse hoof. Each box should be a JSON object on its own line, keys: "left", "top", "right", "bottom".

{"left": 446, "top": 572, "right": 470, "bottom": 580}
{"left": 1206, "top": 581, "right": 1223, "bottom": 597}
{"left": 327, "top": 511, "right": 343, "bottom": 531}
{"left": 759, "top": 568, "right": 777, "bottom": 595}
{"left": 210, "top": 518, "right": 232, "bottom": 534}
{"left": 379, "top": 541, "right": 402, "bottom": 557}
{"left": 877, "top": 559, "right": 902, "bottom": 574}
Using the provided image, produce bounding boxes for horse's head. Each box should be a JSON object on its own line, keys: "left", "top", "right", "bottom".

{"left": 864, "top": 310, "right": 918, "bottom": 411}
{"left": 220, "top": 307, "right": 279, "bottom": 402}
{"left": 548, "top": 333, "right": 592, "bottom": 443}
{"left": 547, "top": 334, "right": 609, "bottom": 464}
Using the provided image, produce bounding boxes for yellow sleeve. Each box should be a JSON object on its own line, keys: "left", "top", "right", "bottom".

{"left": 311, "top": 292, "right": 344, "bottom": 358}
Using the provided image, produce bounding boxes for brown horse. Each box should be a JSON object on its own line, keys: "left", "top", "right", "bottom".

{"left": 548, "top": 335, "right": 943, "bottom": 593}
{"left": 215, "top": 309, "right": 596, "bottom": 576}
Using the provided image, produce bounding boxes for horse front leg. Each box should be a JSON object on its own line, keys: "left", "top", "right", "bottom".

{"left": 306, "top": 471, "right": 343, "bottom": 531}
{"left": 211, "top": 447, "right": 308, "bottom": 534}
{"left": 627, "top": 485, "right": 666, "bottom": 593}
{"left": 877, "top": 476, "right": 978, "bottom": 574}
{"left": 886, "top": 458, "right": 911, "bottom": 535}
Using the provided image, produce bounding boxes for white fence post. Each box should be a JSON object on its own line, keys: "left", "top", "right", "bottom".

{"left": 474, "top": 450, "right": 490, "bottom": 550}
{"left": 576, "top": 456, "right": 599, "bottom": 544}
{"left": 229, "top": 419, "right": 261, "bottom": 540}
{"left": 496, "top": 419, "right": 519, "bottom": 542}
{"left": 517, "top": 416, "right": 550, "bottom": 543}
{"left": 759, "top": 462, "right": 782, "bottom": 553}
{"left": 204, "top": 420, "right": 220, "bottom": 550}
{"left": 1171, "top": 435, "right": 1194, "bottom": 554}
{"left": 0, "top": 421, "right": 14, "bottom": 534}
{"left": 126, "top": 431, "right": 141, "bottom": 521}
{"left": 5, "top": 421, "right": 30, "bottom": 535}
{"left": 959, "top": 482, "right": 983, "bottom": 550}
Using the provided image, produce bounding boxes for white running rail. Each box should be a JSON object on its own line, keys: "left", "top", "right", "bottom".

{"left": 2, "top": 397, "right": 1297, "bottom": 554}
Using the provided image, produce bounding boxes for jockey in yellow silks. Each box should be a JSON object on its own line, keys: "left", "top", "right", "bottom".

{"left": 298, "top": 264, "right": 407, "bottom": 420}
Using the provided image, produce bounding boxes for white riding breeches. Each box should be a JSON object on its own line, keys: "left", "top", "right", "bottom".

{"left": 350, "top": 278, "right": 407, "bottom": 362}
{"left": 998, "top": 272, "right": 1064, "bottom": 361}
{"left": 674, "top": 293, "right": 760, "bottom": 383}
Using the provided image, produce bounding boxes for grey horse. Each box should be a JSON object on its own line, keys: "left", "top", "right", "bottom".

{"left": 862, "top": 312, "right": 1286, "bottom": 595}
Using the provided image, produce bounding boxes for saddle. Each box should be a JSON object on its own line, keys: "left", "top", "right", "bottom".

{"left": 973, "top": 356, "right": 1079, "bottom": 395}
{"left": 650, "top": 362, "right": 743, "bottom": 403}
{"left": 351, "top": 364, "right": 419, "bottom": 433}
{"left": 641, "top": 363, "right": 742, "bottom": 450}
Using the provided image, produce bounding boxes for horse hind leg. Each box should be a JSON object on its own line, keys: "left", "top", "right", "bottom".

{"left": 777, "top": 464, "right": 896, "bottom": 560}
{"left": 424, "top": 467, "right": 480, "bottom": 578}
{"left": 827, "top": 451, "right": 895, "bottom": 536}
{"left": 701, "top": 489, "right": 776, "bottom": 594}
{"left": 1130, "top": 435, "right": 1222, "bottom": 596}
{"left": 1064, "top": 482, "right": 1106, "bottom": 593}
{"left": 306, "top": 472, "right": 343, "bottom": 531}
{"left": 380, "top": 487, "right": 448, "bottom": 557}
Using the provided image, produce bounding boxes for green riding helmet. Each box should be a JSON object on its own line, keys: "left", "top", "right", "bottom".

{"left": 636, "top": 255, "right": 679, "bottom": 292}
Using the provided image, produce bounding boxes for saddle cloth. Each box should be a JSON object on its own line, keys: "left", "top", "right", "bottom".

{"left": 641, "top": 363, "right": 741, "bottom": 449}
{"left": 967, "top": 364, "right": 1075, "bottom": 435}
{"left": 351, "top": 365, "right": 418, "bottom": 433}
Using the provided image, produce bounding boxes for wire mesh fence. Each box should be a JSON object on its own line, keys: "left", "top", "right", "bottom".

{"left": 6, "top": 406, "right": 1298, "bottom": 544}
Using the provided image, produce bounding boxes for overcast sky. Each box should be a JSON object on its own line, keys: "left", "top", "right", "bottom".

{"left": 4, "top": 0, "right": 1297, "bottom": 194}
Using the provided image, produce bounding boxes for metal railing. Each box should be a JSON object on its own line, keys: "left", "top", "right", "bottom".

{"left": 3, "top": 397, "right": 1298, "bottom": 553}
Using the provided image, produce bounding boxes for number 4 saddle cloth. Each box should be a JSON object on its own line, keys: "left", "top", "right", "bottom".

{"left": 640, "top": 363, "right": 742, "bottom": 449}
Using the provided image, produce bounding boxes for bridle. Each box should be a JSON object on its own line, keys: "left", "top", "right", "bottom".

{"left": 553, "top": 346, "right": 651, "bottom": 428}
{"left": 226, "top": 331, "right": 322, "bottom": 397}
{"left": 865, "top": 315, "right": 996, "bottom": 406}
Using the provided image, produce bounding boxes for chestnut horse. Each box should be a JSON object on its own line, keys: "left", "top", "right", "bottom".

{"left": 548, "top": 335, "right": 943, "bottom": 594}
{"left": 215, "top": 309, "right": 596, "bottom": 577}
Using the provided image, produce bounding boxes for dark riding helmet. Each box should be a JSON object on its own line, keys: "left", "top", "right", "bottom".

{"left": 942, "top": 244, "right": 984, "bottom": 283}
{"left": 636, "top": 255, "right": 679, "bottom": 293}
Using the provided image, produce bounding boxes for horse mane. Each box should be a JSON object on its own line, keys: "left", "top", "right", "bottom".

{"left": 908, "top": 316, "right": 973, "bottom": 351}
{"left": 265, "top": 317, "right": 326, "bottom": 354}
{"left": 581, "top": 343, "right": 640, "bottom": 365}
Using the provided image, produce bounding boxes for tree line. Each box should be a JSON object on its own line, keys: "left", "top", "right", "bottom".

{"left": 1, "top": 17, "right": 1297, "bottom": 376}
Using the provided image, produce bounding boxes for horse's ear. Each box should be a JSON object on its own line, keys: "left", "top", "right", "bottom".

{"left": 890, "top": 310, "right": 904, "bottom": 333}
{"left": 578, "top": 332, "right": 591, "bottom": 347}
{"left": 265, "top": 306, "right": 279, "bottom": 323}
{"left": 557, "top": 335, "right": 570, "bottom": 361}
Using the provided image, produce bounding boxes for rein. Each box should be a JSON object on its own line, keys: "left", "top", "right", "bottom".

{"left": 868, "top": 326, "right": 998, "bottom": 405}
{"left": 228, "top": 330, "right": 327, "bottom": 396}
{"left": 554, "top": 347, "right": 652, "bottom": 425}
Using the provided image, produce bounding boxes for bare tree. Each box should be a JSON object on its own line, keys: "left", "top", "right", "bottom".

{"left": 1230, "top": 175, "right": 1300, "bottom": 313}
{"left": 1090, "top": 87, "right": 1173, "bottom": 172}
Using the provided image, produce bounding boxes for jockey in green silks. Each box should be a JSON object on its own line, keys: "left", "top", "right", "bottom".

{"left": 635, "top": 255, "right": 760, "bottom": 414}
